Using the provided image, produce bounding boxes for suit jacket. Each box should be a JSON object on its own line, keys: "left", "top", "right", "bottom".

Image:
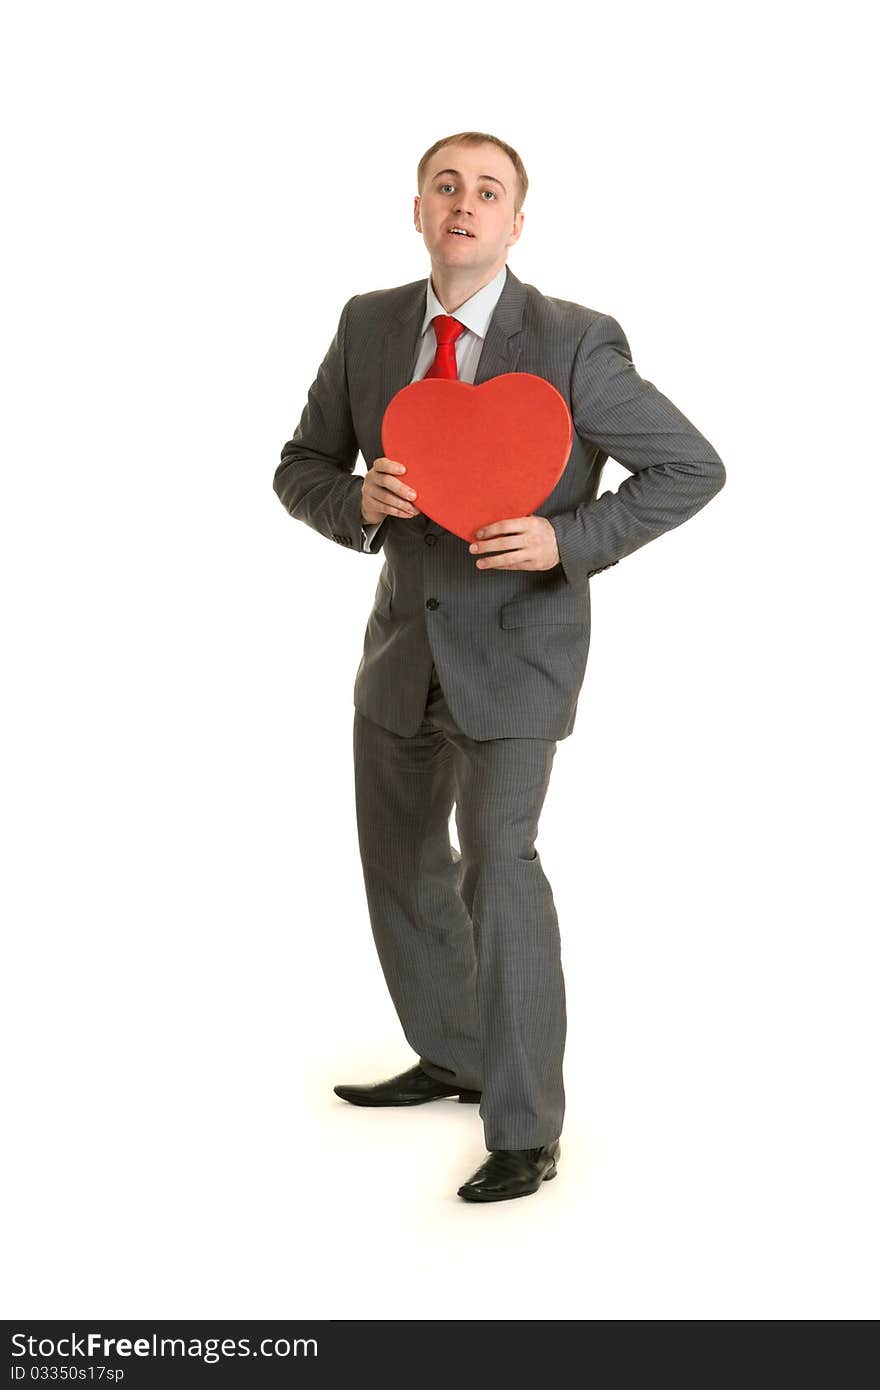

{"left": 274, "top": 267, "right": 725, "bottom": 741}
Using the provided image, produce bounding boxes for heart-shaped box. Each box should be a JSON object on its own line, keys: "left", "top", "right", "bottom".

{"left": 380, "top": 373, "right": 573, "bottom": 543}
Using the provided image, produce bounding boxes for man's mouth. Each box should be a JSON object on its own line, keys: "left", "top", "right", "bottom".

{"left": 446, "top": 226, "right": 475, "bottom": 238}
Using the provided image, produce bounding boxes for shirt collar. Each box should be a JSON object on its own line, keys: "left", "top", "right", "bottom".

{"left": 421, "top": 263, "right": 508, "bottom": 340}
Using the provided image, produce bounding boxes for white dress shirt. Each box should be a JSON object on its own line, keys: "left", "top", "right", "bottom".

{"left": 361, "top": 263, "right": 509, "bottom": 550}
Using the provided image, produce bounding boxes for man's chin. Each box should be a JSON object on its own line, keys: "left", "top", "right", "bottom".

{"left": 432, "top": 245, "right": 487, "bottom": 272}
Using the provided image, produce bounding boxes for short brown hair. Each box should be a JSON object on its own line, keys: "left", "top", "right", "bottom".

{"left": 417, "top": 132, "right": 529, "bottom": 213}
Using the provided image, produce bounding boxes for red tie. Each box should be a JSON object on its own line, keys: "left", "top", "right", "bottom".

{"left": 424, "top": 315, "right": 465, "bottom": 380}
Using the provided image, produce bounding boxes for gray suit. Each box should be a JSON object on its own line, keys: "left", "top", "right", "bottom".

{"left": 275, "top": 266, "right": 724, "bottom": 1147}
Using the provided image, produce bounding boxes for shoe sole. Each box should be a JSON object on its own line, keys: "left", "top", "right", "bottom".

{"left": 457, "top": 1162, "right": 558, "bottom": 1202}
{"left": 334, "top": 1089, "right": 481, "bottom": 1107}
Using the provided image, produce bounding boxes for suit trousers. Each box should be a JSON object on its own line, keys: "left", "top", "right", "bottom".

{"left": 352, "top": 662, "right": 566, "bottom": 1149}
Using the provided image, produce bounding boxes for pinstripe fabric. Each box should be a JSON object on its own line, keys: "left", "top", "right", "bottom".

{"left": 354, "top": 663, "right": 563, "bottom": 1149}
{"left": 275, "top": 267, "right": 724, "bottom": 1149}
{"left": 274, "top": 267, "right": 726, "bottom": 741}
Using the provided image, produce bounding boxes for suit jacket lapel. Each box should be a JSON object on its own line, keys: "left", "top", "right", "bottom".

{"left": 473, "top": 266, "right": 526, "bottom": 383}
{"left": 381, "top": 284, "right": 425, "bottom": 420}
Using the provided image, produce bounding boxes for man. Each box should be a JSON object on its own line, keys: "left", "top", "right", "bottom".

{"left": 274, "top": 131, "right": 725, "bottom": 1203}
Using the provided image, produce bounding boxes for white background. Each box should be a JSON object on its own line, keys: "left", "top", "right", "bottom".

{"left": 2, "top": 0, "right": 877, "bottom": 1320}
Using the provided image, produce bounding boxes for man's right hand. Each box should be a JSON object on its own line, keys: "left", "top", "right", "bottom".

{"left": 361, "top": 457, "right": 421, "bottom": 526}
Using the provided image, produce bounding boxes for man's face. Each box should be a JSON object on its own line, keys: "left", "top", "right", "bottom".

{"left": 414, "top": 142, "right": 524, "bottom": 276}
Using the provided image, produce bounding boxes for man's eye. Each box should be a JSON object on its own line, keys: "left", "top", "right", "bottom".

{"left": 436, "top": 183, "right": 495, "bottom": 199}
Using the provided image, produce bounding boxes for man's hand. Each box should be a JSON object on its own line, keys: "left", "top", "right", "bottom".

{"left": 361, "top": 457, "right": 421, "bottom": 526}
{"left": 469, "top": 516, "right": 560, "bottom": 571}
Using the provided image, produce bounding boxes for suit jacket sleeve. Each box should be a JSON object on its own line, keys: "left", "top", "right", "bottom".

{"left": 274, "top": 296, "right": 386, "bottom": 554}
{"left": 548, "top": 313, "right": 726, "bottom": 586}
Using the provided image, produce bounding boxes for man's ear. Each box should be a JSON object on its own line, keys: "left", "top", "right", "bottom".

{"left": 506, "top": 210, "right": 525, "bottom": 248}
{"left": 413, "top": 194, "right": 421, "bottom": 232}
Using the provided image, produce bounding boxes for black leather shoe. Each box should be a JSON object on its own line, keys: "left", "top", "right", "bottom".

{"left": 333, "top": 1063, "right": 481, "bottom": 1107}
{"left": 457, "top": 1140, "right": 560, "bottom": 1202}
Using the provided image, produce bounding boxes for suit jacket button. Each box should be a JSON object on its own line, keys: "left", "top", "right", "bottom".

{"left": 425, "top": 598, "right": 440, "bottom": 611}
{"left": 424, "top": 533, "right": 437, "bottom": 546}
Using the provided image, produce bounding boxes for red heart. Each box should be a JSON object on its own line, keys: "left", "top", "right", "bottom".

{"left": 380, "top": 373, "right": 573, "bottom": 544}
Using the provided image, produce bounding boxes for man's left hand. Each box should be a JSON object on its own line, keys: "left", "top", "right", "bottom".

{"left": 469, "top": 516, "right": 560, "bottom": 571}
